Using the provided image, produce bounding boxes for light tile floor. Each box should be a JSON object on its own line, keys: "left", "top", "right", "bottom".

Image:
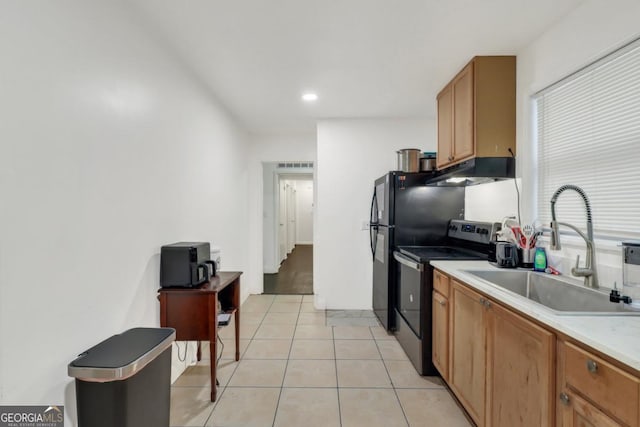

{"left": 170, "top": 294, "right": 471, "bottom": 427}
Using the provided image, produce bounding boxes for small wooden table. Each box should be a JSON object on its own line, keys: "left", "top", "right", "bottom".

{"left": 158, "top": 271, "right": 241, "bottom": 401}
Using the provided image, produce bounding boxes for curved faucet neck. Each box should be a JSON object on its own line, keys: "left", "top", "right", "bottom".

{"left": 550, "top": 184, "right": 594, "bottom": 241}
{"left": 549, "top": 185, "right": 598, "bottom": 289}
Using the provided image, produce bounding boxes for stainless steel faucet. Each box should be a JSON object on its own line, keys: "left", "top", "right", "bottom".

{"left": 550, "top": 185, "right": 599, "bottom": 289}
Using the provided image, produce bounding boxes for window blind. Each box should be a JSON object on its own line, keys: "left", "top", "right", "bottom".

{"left": 535, "top": 38, "right": 640, "bottom": 239}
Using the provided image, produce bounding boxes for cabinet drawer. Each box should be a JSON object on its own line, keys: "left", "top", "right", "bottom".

{"left": 564, "top": 342, "right": 639, "bottom": 426}
{"left": 433, "top": 270, "right": 450, "bottom": 298}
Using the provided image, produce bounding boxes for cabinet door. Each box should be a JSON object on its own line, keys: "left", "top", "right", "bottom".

{"left": 453, "top": 62, "right": 475, "bottom": 162}
{"left": 564, "top": 342, "right": 639, "bottom": 426}
{"left": 486, "top": 301, "right": 555, "bottom": 427}
{"left": 559, "top": 392, "right": 622, "bottom": 427}
{"left": 450, "top": 280, "right": 486, "bottom": 426}
{"left": 437, "top": 85, "right": 454, "bottom": 168}
{"left": 557, "top": 340, "right": 639, "bottom": 427}
{"left": 432, "top": 291, "right": 449, "bottom": 381}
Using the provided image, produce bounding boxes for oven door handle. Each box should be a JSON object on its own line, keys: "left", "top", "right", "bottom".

{"left": 393, "top": 252, "right": 423, "bottom": 272}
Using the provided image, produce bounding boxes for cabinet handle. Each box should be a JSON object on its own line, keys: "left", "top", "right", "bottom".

{"left": 479, "top": 297, "right": 486, "bottom": 305}
{"left": 559, "top": 392, "right": 570, "bottom": 406}
{"left": 484, "top": 300, "right": 492, "bottom": 308}
{"left": 586, "top": 359, "right": 598, "bottom": 373}
{"left": 438, "top": 299, "right": 446, "bottom": 306}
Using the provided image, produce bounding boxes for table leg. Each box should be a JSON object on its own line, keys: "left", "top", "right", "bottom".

{"left": 197, "top": 341, "right": 202, "bottom": 361}
{"left": 234, "top": 279, "right": 240, "bottom": 361}
{"left": 210, "top": 293, "right": 218, "bottom": 402}
{"left": 235, "top": 308, "right": 240, "bottom": 361}
{"left": 209, "top": 340, "right": 216, "bottom": 401}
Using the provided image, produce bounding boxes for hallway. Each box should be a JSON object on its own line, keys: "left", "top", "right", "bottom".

{"left": 264, "top": 245, "right": 313, "bottom": 294}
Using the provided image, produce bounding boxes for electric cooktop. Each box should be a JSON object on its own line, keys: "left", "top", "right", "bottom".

{"left": 397, "top": 245, "right": 488, "bottom": 263}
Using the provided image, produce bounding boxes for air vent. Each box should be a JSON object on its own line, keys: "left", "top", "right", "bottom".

{"left": 277, "top": 162, "right": 314, "bottom": 169}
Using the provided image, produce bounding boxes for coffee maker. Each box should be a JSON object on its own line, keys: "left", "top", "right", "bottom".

{"left": 160, "top": 242, "right": 215, "bottom": 288}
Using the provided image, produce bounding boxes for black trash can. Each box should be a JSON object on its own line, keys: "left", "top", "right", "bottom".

{"left": 68, "top": 327, "right": 175, "bottom": 427}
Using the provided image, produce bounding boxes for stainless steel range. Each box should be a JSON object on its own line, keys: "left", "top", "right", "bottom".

{"left": 393, "top": 219, "right": 500, "bottom": 375}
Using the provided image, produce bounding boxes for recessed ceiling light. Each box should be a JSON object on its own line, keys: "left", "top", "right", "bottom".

{"left": 302, "top": 92, "right": 318, "bottom": 102}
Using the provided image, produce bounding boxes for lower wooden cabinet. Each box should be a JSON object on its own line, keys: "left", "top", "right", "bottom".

{"left": 432, "top": 290, "right": 449, "bottom": 381}
{"left": 448, "top": 278, "right": 555, "bottom": 427}
{"left": 435, "top": 269, "right": 640, "bottom": 427}
{"left": 557, "top": 341, "right": 639, "bottom": 427}
{"left": 486, "top": 300, "right": 555, "bottom": 427}
{"left": 559, "top": 392, "right": 622, "bottom": 427}
{"left": 450, "top": 280, "right": 487, "bottom": 426}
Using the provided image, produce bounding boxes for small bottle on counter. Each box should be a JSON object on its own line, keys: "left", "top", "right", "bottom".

{"left": 534, "top": 247, "right": 547, "bottom": 272}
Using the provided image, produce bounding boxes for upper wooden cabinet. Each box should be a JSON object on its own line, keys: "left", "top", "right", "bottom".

{"left": 436, "top": 56, "right": 516, "bottom": 169}
{"left": 437, "top": 85, "right": 454, "bottom": 167}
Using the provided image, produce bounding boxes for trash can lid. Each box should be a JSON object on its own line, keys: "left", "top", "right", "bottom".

{"left": 68, "top": 327, "right": 175, "bottom": 382}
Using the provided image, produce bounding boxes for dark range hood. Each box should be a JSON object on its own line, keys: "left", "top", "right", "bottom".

{"left": 426, "top": 157, "right": 515, "bottom": 186}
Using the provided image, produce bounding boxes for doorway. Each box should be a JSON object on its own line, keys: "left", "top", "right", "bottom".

{"left": 262, "top": 162, "right": 314, "bottom": 294}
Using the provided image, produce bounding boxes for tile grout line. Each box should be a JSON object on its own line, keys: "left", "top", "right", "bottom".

{"left": 202, "top": 295, "right": 276, "bottom": 426}
{"left": 331, "top": 326, "right": 343, "bottom": 427}
{"left": 214, "top": 384, "right": 441, "bottom": 390}
{"left": 271, "top": 297, "right": 304, "bottom": 427}
{"left": 372, "top": 326, "right": 411, "bottom": 427}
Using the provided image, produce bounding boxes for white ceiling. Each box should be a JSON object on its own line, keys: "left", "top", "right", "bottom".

{"left": 128, "top": 0, "right": 584, "bottom": 135}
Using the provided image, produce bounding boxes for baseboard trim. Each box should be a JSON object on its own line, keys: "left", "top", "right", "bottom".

{"left": 263, "top": 266, "right": 279, "bottom": 274}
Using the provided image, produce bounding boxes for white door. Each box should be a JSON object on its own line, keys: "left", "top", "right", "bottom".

{"left": 287, "top": 182, "right": 296, "bottom": 253}
{"left": 295, "top": 179, "right": 313, "bottom": 244}
{"left": 278, "top": 179, "right": 287, "bottom": 263}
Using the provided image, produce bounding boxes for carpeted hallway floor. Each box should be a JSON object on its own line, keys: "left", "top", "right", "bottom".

{"left": 264, "top": 245, "right": 313, "bottom": 294}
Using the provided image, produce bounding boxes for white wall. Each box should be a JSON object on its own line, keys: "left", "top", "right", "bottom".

{"left": 465, "top": 179, "right": 520, "bottom": 223}
{"left": 295, "top": 179, "right": 314, "bottom": 244}
{"left": 517, "top": 0, "right": 640, "bottom": 223}
{"left": 262, "top": 162, "right": 279, "bottom": 272}
{"left": 0, "top": 2, "right": 250, "bottom": 424}
{"left": 467, "top": 0, "right": 640, "bottom": 285}
{"left": 516, "top": 0, "right": 640, "bottom": 286}
{"left": 316, "top": 118, "right": 436, "bottom": 309}
{"left": 249, "top": 135, "right": 316, "bottom": 290}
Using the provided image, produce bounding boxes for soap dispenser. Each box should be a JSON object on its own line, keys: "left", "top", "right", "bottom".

{"left": 534, "top": 247, "right": 547, "bottom": 272}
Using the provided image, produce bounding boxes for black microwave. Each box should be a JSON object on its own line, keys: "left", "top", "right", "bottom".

{"left": 160, "top": 242, "right": 216, "bottom": 288}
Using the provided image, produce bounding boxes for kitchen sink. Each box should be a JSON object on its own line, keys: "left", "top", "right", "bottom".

{"left": 464, "top": 270, "right": 639, "bottom": 316}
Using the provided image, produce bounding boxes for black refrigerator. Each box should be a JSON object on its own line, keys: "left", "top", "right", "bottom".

{"left": 369, "top": 172, "right": 465, "bottom": 331}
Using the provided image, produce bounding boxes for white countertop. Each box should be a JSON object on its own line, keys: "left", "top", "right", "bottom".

{"left": 430, "top": 260, "right": 640, "bottom": 372}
